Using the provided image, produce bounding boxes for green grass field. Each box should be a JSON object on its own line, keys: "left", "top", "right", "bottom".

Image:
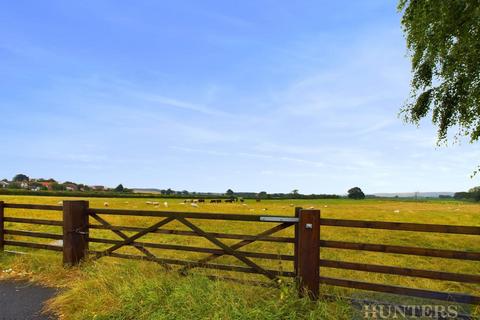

{"left": 1, "top": 195, "right": 479, "bottom": 319}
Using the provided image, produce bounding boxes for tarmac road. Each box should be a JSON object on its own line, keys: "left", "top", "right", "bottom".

{"left": 0, "top": 280, "right": 56, "bottom": 320}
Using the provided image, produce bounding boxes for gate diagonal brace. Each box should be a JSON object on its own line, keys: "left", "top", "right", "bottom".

{"left": 176, "top": 217, "right": 280, "bottom": 281}
{"left": 93, "top": 216, "right": 175, "bottom": 260}
{"left": 179, "top": 222, "right": 294, "bottom": 275}
{"left": 89, "top": 212, "right": 171, "bottom": 269}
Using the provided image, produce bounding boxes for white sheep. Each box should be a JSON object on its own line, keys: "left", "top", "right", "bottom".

{"left": 103, "top": 202, "right": 109, "bottom": 207}
{"left": 57, "top": 201, "right": 63, "bottom": 205}
{"left": 164, "top": 202, "right": 168, "bottom": 207}
{"left": 152, "top": 202, "right": 159, "bottom": 206}
{"left": 191, "top": 203, "right": 199, "bottom": 208}
{"left": 146, "top": 201, "right": 152, "bottom": 205}
{"left": 393, "top": 209, "right": 400, "bottom": 213}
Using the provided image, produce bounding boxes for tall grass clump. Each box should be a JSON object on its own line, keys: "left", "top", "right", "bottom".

{"left": 43, "top": 259, "right": 351, "bottom": 320}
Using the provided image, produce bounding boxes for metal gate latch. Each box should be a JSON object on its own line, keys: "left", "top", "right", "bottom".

{"left": 305, "top": 223, "right": 313, "bottom": 229}
{"left": 74, "top": 228, "right": 89, "bottom": 235}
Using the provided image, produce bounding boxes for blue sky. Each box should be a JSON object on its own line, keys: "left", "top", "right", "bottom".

{"left": 0, "top": 1, "right": 478, "bottom": 194}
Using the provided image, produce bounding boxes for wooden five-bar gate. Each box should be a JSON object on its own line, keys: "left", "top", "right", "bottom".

{"left": 0, "top": 200, "right": 479, "bottom": 306}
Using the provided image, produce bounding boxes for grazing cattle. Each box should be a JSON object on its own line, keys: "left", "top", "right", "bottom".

{"left": 225, "top": 199, "right": 233, "bottom": 203}
{"left": 240, "top": 199, "right": 244, "bottom": 203}
{"left": 198, "top": 199, "right": 205, "bottom": 203}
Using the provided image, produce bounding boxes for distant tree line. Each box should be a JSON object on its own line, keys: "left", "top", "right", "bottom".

{"left": 1, "top": 174, "right": 364, "bottom": 200}
{"left": 454, "top": 186, "right": 480, "bottom": 201}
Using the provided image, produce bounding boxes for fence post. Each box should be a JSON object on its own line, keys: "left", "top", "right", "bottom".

{"left": 0, "top": 201, "right": 4, "bottom": 252}
{"left": 296, "top": 209, "right": 320, "bottom": 299}
{"left": 63, "top": 200, "right": 89, "bottom": 266}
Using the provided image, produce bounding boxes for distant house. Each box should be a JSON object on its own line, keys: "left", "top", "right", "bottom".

{"left": 91, "top": 185, "right": 105, "bottom": 191}
{"left": 0, "top": 180, "right": 9, "bottom": 188}
{"left": 40, "top": 181, "right": 54, "bottom": 190}
{"left": 64, "top": 183, "right": 79, "bottom": 191}
{"left": 20, "top": 181, "right": 29, "bottom": 189}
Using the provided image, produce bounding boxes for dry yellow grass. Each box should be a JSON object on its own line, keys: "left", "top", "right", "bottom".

{"left": 0, "top": 195, "right": 479, "bottom": 318}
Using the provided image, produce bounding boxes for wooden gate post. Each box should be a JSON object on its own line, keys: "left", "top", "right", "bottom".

{"left": 296, "top": 209, "right": 320, "bottom": 299}
{"left": 63, "top": 200, "right": 89, "bottom": 266}
{"left": 0, "top": 201, "right": 4, "bottom": 252}
{"left": 293, "top": 207, "right": 302, "bottom": 275}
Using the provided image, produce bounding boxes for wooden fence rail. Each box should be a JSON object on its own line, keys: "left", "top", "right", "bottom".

{"left": 0, "top": 200, "right": 479, "bottom": 306}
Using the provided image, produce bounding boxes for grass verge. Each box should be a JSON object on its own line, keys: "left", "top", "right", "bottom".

{"left": 0, "top": 252, "right": 351, "bottom": 320}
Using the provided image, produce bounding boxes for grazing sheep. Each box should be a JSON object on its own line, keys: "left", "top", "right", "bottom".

{"left": 242, "top": 203, "right": 247, "bottom": 206}
{"left": 393, "top": 209, "right": 400, "bottom": 213}
{"left": 57, "top": 201, "right": 63, "bottom": 205}
{"left": 164, "top": 202, "right": 168, "bottom": 207}
{"left": 152, "top": 202, "right": 159, "bottom": 206}
{"left": 262, "top": 208, "right": 268, "bottom": 211}
{"left": 324, "top": 205, "right": 328, "bottom": 208}
{"left": 179, "top": 202, "right": 185, "bottom": 205}
{"left": 146, "top": 201, "right": 152, "bottom": 205}
{"left": 104, "top": 202, "right": 109, "bottom": 207}
{"left": 308, "top": 206, "right": 315, "bottom": 209}
{"left": 289, "top": 204, "right": 294, "bottom": 207}
{"left": 191, "top": 203, "right": 199, "bottom": 208}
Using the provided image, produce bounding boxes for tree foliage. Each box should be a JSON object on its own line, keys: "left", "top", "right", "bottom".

{"left": 398, "top": 0, "right": 480, "bottom": 142}
{"left": 115, "top": 184, "right": 125, "bottom": 192}
{"left": 347, "top": 187, "right": 365, "bottom": 200}
{"left": 13, "top": 174, "right": 29, "bottom": 182}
